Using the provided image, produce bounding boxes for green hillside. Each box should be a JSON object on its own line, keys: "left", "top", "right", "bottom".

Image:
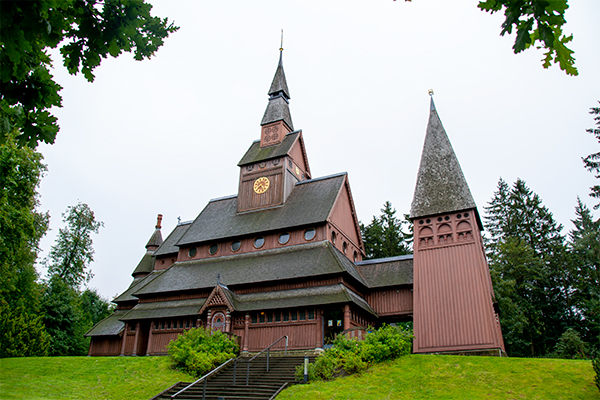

{"left": 279, "top": 355, "right": 597, "bottom": 400}
{"left": 0, "top": 354, "right": 596, "bottom": 400}
{"left": 0, "top": 356, "right": 193, "bottom": 400}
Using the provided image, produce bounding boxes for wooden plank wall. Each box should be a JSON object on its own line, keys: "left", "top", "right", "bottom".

{"left": 89, "top": 337, "right": 122, "bottom": 356}
{"left": 246, "top": 322, "right": 317, "bottom": 351}
{"left": 366, "top": 287, "right": 413, "bottom": 316}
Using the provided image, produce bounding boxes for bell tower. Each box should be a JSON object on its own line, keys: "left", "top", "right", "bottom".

{"left": 236, "top": 46, "right": 310, "bottom": 213}
{"left": 410, "top": 94, "right": 505, "bottom": 354}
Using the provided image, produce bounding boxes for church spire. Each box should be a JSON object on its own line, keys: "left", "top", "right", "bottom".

{"left": 410, "top": 94, "right": 476, "bottom": 220}
{"left": 260, "top": 36, "right": 293, "bottom": 147}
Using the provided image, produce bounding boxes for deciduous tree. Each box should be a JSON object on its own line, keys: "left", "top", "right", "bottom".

{"left": 44, "top": 202, "right": 103, "bottom": 288}
{"left": 0, "top": 0, "right": 178, "bottom": 147}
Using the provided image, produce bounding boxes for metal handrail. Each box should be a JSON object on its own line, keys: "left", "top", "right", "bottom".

{"left": 244, "top": 335, "right": 288, "bottom": 385}
{"left": 171, "top": 357, "right": 234, "bottom": 399}
{"left": 269, "top": 382, "right": 289, "bottom": 399}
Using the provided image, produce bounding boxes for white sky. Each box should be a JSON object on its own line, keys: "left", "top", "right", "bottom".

{"left": 36, "top": 0, "right": 600, "bottom": 301}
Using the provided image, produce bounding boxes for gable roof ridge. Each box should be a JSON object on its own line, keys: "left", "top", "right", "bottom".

{"left": 296, "top": 171, "right": 347, "bottom": 186}
{"left": 209, "top": 194, "right": 237, "bottom": 203}
{"left": 356, "top": 254, "right": 414, "bottom": 265}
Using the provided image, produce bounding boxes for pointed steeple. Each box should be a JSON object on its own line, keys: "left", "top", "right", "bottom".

{"left": 410, "top": 97, "right": 476, "bottom": 220}
{"left": 260, "top": 47, "right": 294, "bottom": 138}
{"left": 145, "top": 214, "right": 164, "bottom": 250}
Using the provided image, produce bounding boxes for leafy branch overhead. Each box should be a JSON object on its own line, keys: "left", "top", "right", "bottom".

{"left": 0, "top": 0, "right": 179, "bottom": 147}
{"left": 478, "top": 0, "right": 577, "bottom": 75}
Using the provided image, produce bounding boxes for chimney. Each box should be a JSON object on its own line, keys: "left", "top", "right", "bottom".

{"left": 156, "top": 214, "right": 163, "bottom": 229}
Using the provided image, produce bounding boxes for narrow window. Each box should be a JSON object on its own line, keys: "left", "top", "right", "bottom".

{"left": 299, "top": 310, "right": 306, "bottom": 320}
{"left": 259, "top": 313, "right": 265, "bottom": 323}
{"left": 282, "top": 312, "right": 289, "bottom": 322}
{"left": 275, "top": 312, "right": 281, "bottom": 322}
{"left": 267, "top": 313, "right": 273, "bottom": 323}
{"left": 251, "top": 314, "right": 257, "bottom": 324}
{"left": 308, "top": 309, "right": 315, "bottom": 319}
{"left": 291, "top": 311, "right": 297, "bottom": 321}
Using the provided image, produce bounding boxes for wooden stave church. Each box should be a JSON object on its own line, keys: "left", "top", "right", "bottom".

{"left": 85, "top": 50, "right": 505, "bottom": 357}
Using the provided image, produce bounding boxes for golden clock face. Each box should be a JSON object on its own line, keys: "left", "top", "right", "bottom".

{"left": 253, "top": 177, "right": 270, "bottom": 194}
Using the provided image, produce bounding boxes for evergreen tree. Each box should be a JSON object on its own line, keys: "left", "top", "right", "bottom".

{"left": 80, "top": 288, "right": 114, "bottom": 329}
{"left": 360, "top": 201, "right": 412, "bottom": 260}
{"left": 42, "top": 277, "right": 89, "bottom": 356}
{"left": 583, "top": 102, "right": 600, "bottom": 209}
{"left": 0, "top": 299, "right": 50, "bottom": 358}
{"left": 485, "top": 178, "right": 572, "bottom": 356}
{"left": 568, "top": 198, "right": 600, "bottom": 355}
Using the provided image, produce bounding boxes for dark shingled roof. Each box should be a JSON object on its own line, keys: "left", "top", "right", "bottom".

{"left": 261, "top": 96, "right": 294, "bottom": 129}
{"left": 120, "top": 298, "right": 206, "bottom": 321}
{"left": 113, "top": 271, "right": 164, "bottom": 303}
{"left": 134, "top": 241, "right": 367, "bottom": 296}
{"left": 177, "top": 173, "right": 346, "bottom": 246}
{"left": 261, "top": 52, "right": 293, "bottom": 129}
{"left": 146, "top": 228, "right": 163, "bottom": 248}
{"left": 85, "top": 309, "right": 127, "bottom": 337}
{"left": 230, "top": 284, "right": 377, "bottom": 317}
{"left": 132, "top": 251, "right": 155, "bottom": 277}
{"left": 410, "top": 98, "right": 476, "bottom": 219}
{"left": 356, "top": 255, "right": 413, "bottom": 287}
{"left": 268, "top": 52, "right": 290, "bottom": 99}
{"left": 154, "top": 222, "right": 191, "bottom": 257}
{"left": 238, "top": 131, "right": 300, "bottom": 166}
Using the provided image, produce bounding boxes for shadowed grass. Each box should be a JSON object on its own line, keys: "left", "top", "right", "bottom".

{"left": 279, "top": 354, "right": 597, "bottom": 400}
{"left": 0, "top": 356, "right": 193, "bottom": 400}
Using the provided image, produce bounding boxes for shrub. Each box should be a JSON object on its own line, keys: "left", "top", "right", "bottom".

{"left": 297, "top": 324, "right": 413, "bottom": 382}
{"left": 552, "top": 328, "right": 589, "bottom": 359}
{"left": 167, "top": 328, "right": 239, "bottom": 377}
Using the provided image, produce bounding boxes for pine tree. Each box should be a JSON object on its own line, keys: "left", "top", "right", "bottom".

{"left": 485, "top": 178, "right": 571, "bottom": 356}
{"left": 360, "top": 201, "right": 411, "bottom": 260}
{"left": 568, "top": 198, "right": 600, "bottom": 355}
{"left": 583, "top": 102, "right": 600, "bottom": 209}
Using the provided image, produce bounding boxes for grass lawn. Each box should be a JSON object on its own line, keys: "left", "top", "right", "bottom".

{"left": 0, "top": 356, "right": 194, "bottom": 400}
{"left": 279, "top": 354, "right": 598, "bottom": 400}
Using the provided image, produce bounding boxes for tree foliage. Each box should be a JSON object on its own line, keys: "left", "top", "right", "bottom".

{"left": 583, "top": 102, "right": 600, "bottom": 209}
{"left": 485, "top": 178, "right": 572, "bottom": 356}
{"left": 0, "top": 299, "right": 50, "bottom": 358}
{"left": 44, "top": 202, "right": 104, "bottom": 288}
{"left": 0, "top": 133, "right": 49, "bottom": 309}
{"left": 0, "top": 0, "right": 178, "bottom": 147}
{"left": 360, "top": 201, "right": 412, "bottom": 260}
{"left": 477, "top": 0, "right": 577, "bottom": 75}
{"left": 168, "top": 328, "right": 239, "bottom": 378}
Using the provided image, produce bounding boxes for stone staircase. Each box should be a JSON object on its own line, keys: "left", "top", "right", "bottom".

{"left": 151, "top": 355, "right": 314, "bottom": 400}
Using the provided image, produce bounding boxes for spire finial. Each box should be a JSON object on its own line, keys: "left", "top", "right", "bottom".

{"left": 428, "top": 89, "right": 436, "bottom": 111}
{"left": 278, "top": 29, "right": 284, "bottom": 66}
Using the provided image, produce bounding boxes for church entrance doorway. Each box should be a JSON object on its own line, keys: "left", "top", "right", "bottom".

{"left": 211, "top": 311, "right": 226, "bottom": 332}
{"left": 323, "top": 308, "right": 344, "bottom": 347}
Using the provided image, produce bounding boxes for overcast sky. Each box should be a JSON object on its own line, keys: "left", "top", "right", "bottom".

{"left": 36, "top": 0, "right": 600, "bottom": 300}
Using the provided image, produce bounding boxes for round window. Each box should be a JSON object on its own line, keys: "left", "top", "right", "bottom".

{"left": 279, "top": 233, "right": 290, "bottom": 244}
{"left": 254, "top": 237, "right": 265, "bottom": 248}
{"left": 188, "top": 247, "right": 197, "bottom": 258}
{"left": 231, "top": 241, "right": 241, "bottom": 252}
{"left": 304, "top": 229, "right": 316, "bottom": 241}
{"left": 343, "top": 242, "right": 348, "bottom": 254}
{"left": 208, "top": 244, "right": 219, "bottom": 255}
{"left": 331, "top": 231, "right": 336, "bottom": 244}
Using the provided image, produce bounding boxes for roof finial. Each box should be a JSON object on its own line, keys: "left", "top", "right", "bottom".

{"left": 278, "top": 29, "right": 284, "bottom": 66}
{"left": 428, "top": 89, "right": 436, "bottom": 111}
{"left": 177, "top": 216, "right": 181, "bottom": 224}
{"left": 217, "top": 273, "right": 221, "bottom": 286}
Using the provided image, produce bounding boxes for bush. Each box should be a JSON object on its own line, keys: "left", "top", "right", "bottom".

{"left": 167, "top": 328, "right": 239, "bottom": 377}
{"left": 297, "top": 324, "right": 413, "bottom": 382}
{"left": 552, "top": 328, "right": 589, "bottom": 359}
